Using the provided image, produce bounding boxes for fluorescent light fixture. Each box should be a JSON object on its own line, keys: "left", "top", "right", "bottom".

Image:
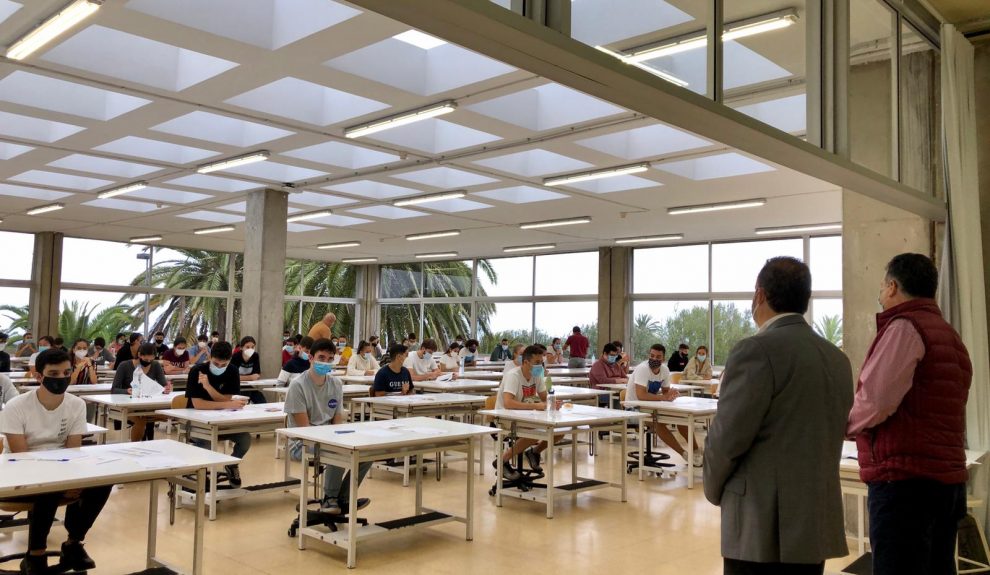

{"left": 97, "top": 180, "right": 148, "bottom": 199}
{"left": 406, "top": 229, "right": 461, "bottom": 241}
{"left": 5, "top": 0, "right": 102, "bottom": 61}
{"left": 196, "top": 151, "right": 270, "bottom": 174}
{"left": 615, "top": 234, "right": 685, "bottom": 245}
{"left": 594, "top": 46, "right": 690, "bottom": 87}
{"left": 317, "top": 241, "right": 361, "bottom": 250}
{"left": 342, "top": 257, "right": 377, "bottom": 263}
{"left": 130, "top": 235, "right": 162, "bottom": 243}
{"left": 344, "top": 101, "right": 456, "bottom": 139}
{"left": 193, "top": 224, "right": 235, "bottom": 235}
{"left": 26, "top": 203, "right": 65, "bottom": 215}
{"left": 415, "top": 252, "right": 458, "bottom": 259}
{"left": 503, "top": 243, "right": 556, "bottom": 253}
{"left": 668, "top": 198, "right": 767, "bottom": 215}
{"left": 286, "top": 209, "right": 332, "bottom": 223}
{"left": 393, "top": 190, "right": 466, "bottom": 207}
{"left": 519, "top": 216, "right": 591, "bottom": 230}
{"left": 544, "top": 163, "right": 650, "bottom": 187}
{"left": 755, "top": 223, "right": 842, "bottom": 236}
{"left": 393, "top": 30, "right": 447, "bottom": 50}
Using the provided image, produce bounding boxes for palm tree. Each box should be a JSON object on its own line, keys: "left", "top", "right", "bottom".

{"left": 0, "top": 304, "right": 30, "bottom": 348}
{"left": 814, "top": 314, "right": 843, "bottom": 348}
{"left": 57, "top": 301, "right": 137, "bottom": 343}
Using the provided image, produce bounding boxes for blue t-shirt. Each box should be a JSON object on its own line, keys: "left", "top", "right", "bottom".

{"left": 373, "top": 365, "right": 414, "bottom": 394}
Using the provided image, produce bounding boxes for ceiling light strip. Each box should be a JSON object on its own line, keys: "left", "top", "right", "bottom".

{"left": 97, "top": 180, "right": 148, "bottom": 199}
{"left": 344, "top": 101, "right": 456, "bottom": 139}
{"left": 130, "top": 235, "right": 163, "bottom": 243}
{"left": 393, "top": 190, "right": 466, "bottom": 207}
{"left": 286, "top": 209, "right": 332, "bottom": 223}
{"left": 406, "top": 229, "right": 461, "bottom": 241}
{"left": 317, "top": 241, "right": 361, "bottom": 250}
{"left": 415, "top": 252, "right": 459, "bottom": 259}
{"left": 26, "top": 203, "right": 65, "bottom": 216}
{"left": 755, "top": 223, "right": 842, "bottom": 236}
{"left": 519, "top": 217, "right": 592, "bottom": 230}
{"left": 594, "top": 46, "right": 690, "bottom": 87}
{"left": 615, "top": 234, "right": 684, "bottom": 245}
{"left": 544, "top": 163, "right": 650, "bottom": 187}
{"left": 342, "top": 257, "right": 378, "bottom": 263}
{"left": 668, "top": 199, "right": 766, "bottom": 215}
{"left": 196, "top": 151, "right": 270, "bottom": 174}
{"left": 5, "top": 0, "right": 102, "bottom": 60}
{"left": 193, "top": 224, "right": 235, "bottom": 235}
{"left": 503, "top": 243, "right": 556, "bottom": 253}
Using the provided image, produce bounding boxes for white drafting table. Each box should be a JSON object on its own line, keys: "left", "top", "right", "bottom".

{"left": 83, "top": 392, "right": 184, "bottom": 443}
{"left": 598, "top": 382, "right": 704, "bottom": 397}
{"left": 478, "top": 404, "right": 647, "bottom": 518}
{"left": 340, "top": 375, "right": 375, "bottom": 385}
{"left": 154, "top": 403, "right": 292, "bottom": 520}
{"left": 415, "top": 379, "right": 498, "bottom": 394}
{"left": 278, "top": 417, "right": 491, "bottom": 568}
{"left": 0, "top": 439, "right": 236, "bottom": 575}
{"left": 452, "top": 370, "right": 504, "bottom": 381}
{"left": 15, "top": 383, "right": 114, "bottom": 396}
{"left": 623, "top": 397, "right": 718, "bottom": 489}
{"left": 547, "top": 367, "right": 592, "bottom": 377}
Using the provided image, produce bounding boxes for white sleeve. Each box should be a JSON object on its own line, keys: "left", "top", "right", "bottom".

{"left": 0, "top": 396, "right": 25, "bottom": 436}
{"left": 66, "top": 399, "right": 88, "bottom": 437}
{"left": 402, "top": 355, "right": 416, "bottom": 372}
{"left": 501, "top": 372, "right": 521, "bottom": 399}
{"left": 536, "top": 376, "right": 547, "bottom": 394}
{"left": 632, "top": 365, "right": 648, "bottom": 387}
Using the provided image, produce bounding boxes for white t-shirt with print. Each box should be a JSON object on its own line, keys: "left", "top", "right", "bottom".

{"left": 403, "top": 351, "right": 438, "bottom": 375}
{"left": 496, "top": 366, "right": 547, "bottom": 410}
{"left": 439, "top": 353, "right": 460, "bottom": 371}
{"left": 626, "top": 361, "right": 671, "bottom": 403}
{"left": 0, "top": 389, "right": 87, "bottom": 452}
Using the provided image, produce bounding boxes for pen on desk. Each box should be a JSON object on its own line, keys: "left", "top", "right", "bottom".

{"left": 95, "top": 458, "right": 121, "bottom": 465}
{"left": 335, "top": 430, "right": 356, "bottom": 434}
{"left": 8, "top": 458, "right": 70, "bottom": 462}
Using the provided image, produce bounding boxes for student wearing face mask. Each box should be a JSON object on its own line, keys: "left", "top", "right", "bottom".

{"left": 69, "top": 339, "right": 97, "bottom": 385}
{"left": 112, "top": 343, "right": 171, "bottom": 442}
{"left": 590, "top": 343, "right": 628, "bottom": 404}
{"left": 682, "top": 345, "right": 713, "bottom": 381}
{"left": 109, "top": 332, "right": 126, "bottom": 356}
{"left": 28, "top": 335, "right": 55, "bottom": 377}
{"left": 335, "top": 336, "right": 354, "bottom": 367}
{"left": 185, "top": 341, "right": 250, "bottom": 487}
{"left": 1, "top": 349, "right": 113, "bottom": 575}
{"left": 191, "top": 334, "right": 211, "bottom": 365}
{"left": 668, "top": 343, "right": 691, "bottom": 373}
{"left": 490, "top": 338, "right": 511, "bottom": 362}
{"left": 279, "top": 337, "right": 313, "bottom": 384}
{"left": 88, "top": 337, "right": 115, "bottom": 366}
{"left": 15, "top": 331, "right": 36, "bottom": 358}
{"left": 152, "top": 331, "right": 168, "bottom": 358}
{"left": 346, "top": 340, "right": 381, "bottom": 376}
{"left": 232, "top": 336, "right": 265, "bottom": 403}
{"left": 503, "top": 343, "right": 525, "bottom": 373}
{"left": 544, "top": 338, "right": 564, "bottom": 365}
{"left": 405, "top": 333, "right": 420, "bottom": 352}
{"left": 374, "top": 344, "right": 415, "bottom": 396}
{"left": 369, "top": 335, "right": 384, "bottom": 360}
{"left": 113, "top": 332, "right": 143, "bottom": 370}
{"left": 402, "top": 339, "right": 441, "bottom": 381}
{"left": 439, "top": 342, "right": 462, "bottom": 372}
{"left": 0, "top": 332, "right": 10, "bottom": 373}
{"left": 282, "top": 334, "right": 301, "bottom": 367}
{"left": 458, "top": 338, "right": 480, "bottom": 368}
{"left": 161, "top": 337, "right": 191, "bottom": 375}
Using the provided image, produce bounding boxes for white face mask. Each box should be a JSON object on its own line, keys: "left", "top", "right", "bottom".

{"left": 74, "top": 349, "right": 88, "bottom": 359}
{"left": 0, "top": 343, "right": 6, "bottom": 352}
{"left": 243, "top": 348, "right": 255, "bottom": 359}
{"left": 198, "top": 341, "right": 208, "bottom": 349}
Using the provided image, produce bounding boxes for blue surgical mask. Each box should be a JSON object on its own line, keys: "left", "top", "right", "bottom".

{"left": 37, "top": 345, "right": 50, "bottom": 353}
{"left": 363, "top": 352, "right": 371, "bottom": 361}
{"left": 697, "top": 354, "right": 707, "bottom": 363}
{"left": 530, "top": 365, "right": 545, "bottom": 380}
{"left": 299, "top": 352, "right": 309, "bottom": 361}
{"left": 209, "top": 363, "right": 226, "bottom": 376}
{"left": 606, "top": 354, "right": 617, "bottom": 364}
{"left": 313, "top": 361, "right": 333, "bottom": 376}
{"left": 283, "top": 345, "right": 294, "bottom": 353}
{"left": 514, "top": 356, "right": 522, "bottom": 365}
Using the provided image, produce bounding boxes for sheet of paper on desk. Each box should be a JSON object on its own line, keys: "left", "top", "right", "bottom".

{"left": 401, "top": 426, "right": 446, "bottom": 435}
{"left": 436, "top": 373, "right": 453, "bottom": 382}
{"left": 361, "top": 429, "right": 402, "bottom": 437}
{"left": 133, "top": 455, "right": 186, "bottom": 469}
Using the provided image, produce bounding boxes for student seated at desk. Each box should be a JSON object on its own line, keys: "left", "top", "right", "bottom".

{"left": 439, "top": 342, "right": 462, "bottom": 372}
{"left": 112, "top": 343, "right": 171, "bottom": 442}
{"left": 279, "top": 337, "right": 313, "bottom": 384}
{"left": 284, "top": 338, "right": 372, "bottom": 515}
{"left": 153, "top": 331, "right": 169, "bottom": 359}
{"left": 15, "top": 331, "right": 36, "bottom": 358}
{"left": 185, "top": 342, "right": 250, "bottom": 487}
{"left": 190, "top": 334, "right": 210, "bottom": 365}
{"left": 681, "top": 345, "right": 712, "bottom": 381}
{"left": 402, "top": 339, "right": 440, "bottom": 382}
{"left": 281, "top": 334, "right": 301, "bottom": 367}
{"left": 113, "top": 332, "right": 143, "bottom": 370}
{"left": 70, "top": 339, "right": 98, "bottom": 385}
{"left": 0, "top": 372, "right": 17, "bottom": 406}
{"left": 161, "top": 337, "right": 191, "bottom": 375}
{"left": 0, "top": 349, "right": 112, "bottom": 575}
{"left": 494, "top": 345, "right": 560, "bottom": 480}
{"left": 612, "top": 340, "right": 631, "bottom": 370}
{"left": 544, "top": 338, "right": 564, "bottom": 365}
{"left": 503, "top": 343, "right": 525, "bottom": 373}
{"left": 232, "top": 336, "right": 261, "bottom": 383}
{"left": 374, "top": 344, "right": 415, "bottom": 396}
{"left": 626, "top": 344, "right": 702, "bottom": 467}
{"left": 27, "top": 335, "right": 54, "bottom": 376}
{"left": 335, "top": 337, "right": 354, "bottom": 367}
{"left": 88, "top": 337, "right": 115, "bottom": 366}
{"left": 590, "top": 343, "right": 628, "bottom": 407}
{"left": 458, "top": 339, "right": 480, "bottom": 368}
{"left": 346, "top": 341, "right": 380, "bottom": 376}
{"left": 490, "top": 338, "right": 511, "bottom": 362}
{"left": 0, "top": 332, "right": 9, "bottom": 373}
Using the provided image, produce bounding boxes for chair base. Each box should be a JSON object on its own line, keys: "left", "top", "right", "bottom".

{"left": 0, "top": 550, "right": 88, "bottom": 575}
{"left": 287, "top": 501, "right": 369, "bottom": 538}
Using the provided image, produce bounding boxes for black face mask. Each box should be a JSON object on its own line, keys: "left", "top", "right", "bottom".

{"left": 139, "top": 359, "right": 152, "bottom": 367}
{"left": 155, "top": 338, "right": 164, "bottom": 343}
{"left": 42, "top": 376, "right": 71, "bottom": 395}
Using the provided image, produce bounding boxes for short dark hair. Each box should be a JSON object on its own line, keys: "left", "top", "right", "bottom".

{"left": 369, "top": 335, "right": 379, "bottom": 343}
{"left": 39, "top": 335, "right": 54, "bottom": 346}
{"left": 114, "top": 332, "right": 125, "bottom": 340}
{"left": 602, "top": 343, "right": 619, "bottom": 354}
{"left": 154, "top": 331, "right": 165, "bottom": 337}
{"left": 0, "top": 333, "right": 7, "bottom": 342}
{"left": 678, "top": 343, "right": 689, "bottom": 350}
{"left": 293, "top": 334, "right": 303, "bottom": 344}
{"left": 36, "top": 348, "right": 70, "bottom": 373}
{"left": 129, "top": 332, "right": 143, "bottom": 344}
{"left": 388, "top": 343, "right": 408, "bottom": 358}
{"left": 197, "top": 334, "right": 209, "bottom": 342}
{"left": 612, "top": 340, "right": 624, "bottom": 350}
{"left": 500, "top": 338, "right": 508, "bottom": 343}
{"left": 551, "top": 337, "right": 561, "bottom": 345}
{"left": 756, "top": 256, "right": 812, "bottom": 314}
{"left": 298, "top": 336, "right": 314, "bottom": 350}
{"left": 447, "top": 342, "right": 461, "bottom": 352}
{"left": 310, "top": 338, "right": 336, "bottom": 357}
{"left": 886, "top": 253, "right": 938, "bottom": 299}
{"left": 407, "top": 332, "right": 417, "bottom": 340}
{"left": 173, "top": 337, "right": 187, "bottom": 346}
{"left": 138, "top": 343, "right": 157, "bottom": 357}
{"left": 239, "top": 336, "right": 256, "bottom": 348}
{"left": 358, "top": 340, "right": 374, "bottom": 353}
{"left": 420, "top": 338, "right": 438, "bottom": 352}
{"left": 211, "top": 331, "right": 220, "bottom": 336}
{"left": 93, "top": 337, "right": 106, "bottom": 348}
{"left": 466, "top": 339, "right": 479, "bottom": 347}
{"left": 71, "top": 338, "right": 88, "bottom": 350}
{"left": 210, "top": 341, "right": 233, "bottom": 360}
{"left": 650, "top": 343, "right": 667, "bottom": 354}
{"left": 522, "top": 344, "right": 545, "bottom": 363}
{"left": 697, "top": 345, "right": 708, "bottom": 353}
{"left": 53, "top": 337, "right": 64, "bottom": 346}
{"left": 572, "top": 326, "right": 581, "bottom": 333}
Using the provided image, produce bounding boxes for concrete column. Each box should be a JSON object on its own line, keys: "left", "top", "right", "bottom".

{"left": 360, "top": 264, "right": 380, "bottom": 341}
{"left": 597, "top": 247, "right": 631, "bottom": 353}
{"left": 240, "top": 188, "right": 287, "bottom": 378}
{"left": 842, "top": 190, "right": 930, "bottom": 379}
{"left": 29, "top": 232, "right": 63, "bottom": 339}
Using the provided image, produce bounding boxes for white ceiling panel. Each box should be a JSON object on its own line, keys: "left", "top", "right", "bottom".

{"left": 572, "top": 0, "right": 694, "bottom": 47}
{"left": 472, "top": 149, "right": 592, "bottom": 178}
{"left": 81, "top": 198, "right": 160, "bottom": 213}
{"left": 282, "top": 141, "right": 399, "bottom": 170}
{"left": 47, "top": 154, "right": 163, "bottom": 178}
{"left": 0, "top": 110, "right": 85, "bottom": 143}
{"left": 151, "top": 111, "right": 295, "bottom": 146}
{"left": 93, "top": 137, "right": 220, "bottom": 164}
{"left": 165, "top": 174, "right": 259, "bottom": 193}
{"left": 563, "top": 174, "right": 660, "bottom": 194}
{"left": 0, "top": 142, "right": 33, "bottom": 160}
{"left": 306, "top": 214, "right": 373, "bottom": 227}
{"left": 176, "top": 211, "right": 245, "bottom": 223}
{"left": 0, "top": 0, "right": 19, "bottom": 24}
{"left": 323, "top": 180, "right": 421, "bottom": 200}
{"left": 468, "top": 83, "right": 625, "bottom": 131}
{"left": 218, "top": 201, "right": 301, "bottom": 214}
{"left": 364, "top": 118, "right": 501, "bottom": 154}
{"left": 392, "top": 167, "right": 498, "bottom": 188}
{"left": 416, "top": 198, "right": 492, "bottom": 212}
{"left": 217, "top": 160, "right": 328, "bottom": 183}
{"left": 0, "top": 71, "right": 152, "bottom": 121}
{"left": 576, "top": 123, "right": 712, "bottom": 160}
{"left": 347, "top": 205, "right": 427, "bottom": 220}
{"left": 472, "top": 186, "right": 569, "bottom": 204}
{"left": 655, "top": 152, "right": 776, "bottom": 180}
{"left": 225, "top": 77, "right": 389, "bottom": 126}
{"left": 735, "top": 94, "right": 808, "bottom": 135}
{"left": 10, "top": 170, "right": 112, "bottom": 191}
{"left": 0, "top": 184, "right": 73, "bottom": 202}
{"left": 288, "top": 191, "right": 357, "bottom": 208}
{"left": 126, "top": 187, "right": 211, "bottom": 204}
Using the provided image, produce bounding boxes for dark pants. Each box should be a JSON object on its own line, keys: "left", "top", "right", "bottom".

{"left": 723, "top": 559, "right": 824, "bottom": 575}
{"left": 190, "top": 433, "right": 251, "bottom": 459}
{"left": 26, "top": 486, "right": 113, "bottom": 551}
{"left": 868, "top": 479, "right": 966, "bottom": 575}
{"left": 246, "top": 390, "right": 267, "bottom": 404}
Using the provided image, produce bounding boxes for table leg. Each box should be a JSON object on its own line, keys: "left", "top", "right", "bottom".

{"left": 193, "top": 468, "right": 205, "bottom": 575}
{"left": 687, "top": 415, "right": 695, "bottom": 489}
{"left": 146, "top": 478, "right": 158, "bottom": 568}
{"left": 546, "top": 425, "right": 555, "bottom": 519}
{"left": 639, "top": 419, "right": 645, "bottom": 482}
{"left": 857, "top": 492, "right": 865, "bottom": 555}
{"left": 466, "top": 437, "right": 475, "bottom": 541}
{"left": 570, "top": 428, "right": 578, "bottom": 481}
{"left": 415, "top": 449, "right": 424, "bottom": 515}
{"left": 298, "top": 444, "right": 309, "bottom": 550}
{"left": 495, "top": 428, "right": 504, "bottom": 507}
{"left": 620, "top": 422, "right": 628, "bottom": 502}
{"left": 209, "top": 426, "right": 219, "bottom": 520}
{"left": 347, "top": 450, "right": 359, "bottom": 569}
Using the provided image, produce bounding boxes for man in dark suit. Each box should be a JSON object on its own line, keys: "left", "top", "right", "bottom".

{"left": 704, "top": 256, "right": 853, "bottom": 575}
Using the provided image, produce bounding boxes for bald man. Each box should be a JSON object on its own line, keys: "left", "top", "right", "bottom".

{"left": 307, "top": 313, "right": 336, "bottom": 341}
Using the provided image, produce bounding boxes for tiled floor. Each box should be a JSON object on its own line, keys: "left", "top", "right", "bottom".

{"left": 0, "top": 433, "right": 859, "bottom": 573}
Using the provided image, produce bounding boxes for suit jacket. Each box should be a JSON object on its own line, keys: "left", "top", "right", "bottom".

{"left": 703, "top": 315, "right": 853, "bottom": 564}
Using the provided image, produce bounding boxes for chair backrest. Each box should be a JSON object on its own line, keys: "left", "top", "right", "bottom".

{"left": 670, "top": 372, "right": 682, "bottom": 385}
{"left": 170, "top": 395, "right": 188, "bottom": 409}
{"left": 619, "top": 389, "right": 626, "bottom": 403}
{"left": 483, "top": 395, "right": 498, "bottom": 426}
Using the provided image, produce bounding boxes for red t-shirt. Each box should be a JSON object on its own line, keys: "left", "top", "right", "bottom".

{"left": 161, "top": 348, "right": 190, "bottom": 368}
{"left": 565, "top": 333, "right": 589, "bottom": 358}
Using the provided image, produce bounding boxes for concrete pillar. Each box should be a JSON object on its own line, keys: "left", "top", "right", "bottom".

{"left": 597, "top": 247, "right": 631, "bottom": 353}
{"left": 842, "top": 190, "right": 931, "bottom": 379}
{"left": 240, "top": 189, "right": 287, "bottom": 378}
{"left": 360, "top": 264, "right": 380, "bottom": 341}
{"left": 30, "top": 232, "right": 63, "bottom": 339}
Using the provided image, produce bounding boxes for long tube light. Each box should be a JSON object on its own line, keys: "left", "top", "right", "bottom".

{"left": 196, "top": 151, "right": 269, "bottom": 174}
{"left": 5, "top": 0, "right": 102, "bottom": 60}
{"left": 97, "top": 181, "right": 147, "bottom": 199}
{"left": 520, "top": 217, "right": 591, "bottom": 230}
{"left": 544, "top": 163, "right": 650, "bottom": 187}
{"left": 503, "top": 243, "right": 556, "bottom": 253}
{"left": 286, "top": 209, "right": 332, "bottom": 223}
{"left": 193, "top": 224, "right": 235, "bottom": 235}
{"left": 668, "top": 198, "right": 766, "bottom": 215}
{"left": 406, "top": 229, "right": 460, "bottom": 241}
{"left": 594, "top": 46, "right": 690, "bottom": 87}
{"left": 415, "top": 252, "right": 458, "bottom": 259}
{"left": 755, "top": 223, "right": 842, "bottom": 236}
{"left": 130, "top": 235, "right": 162, "bottom": 243}
{"left": 393, "top": 190, "right": 465, "bottom": 207}
{"left": 26, "top": 203, "right": 65, "bottom": 215}
{"left": 317, "top": 241, "right": 361, "bottom": 250}
{"left": 342, "top": 257, "right": 378, "bottom": 263}
{"left": 615, "top": 234, "right": 684, "bottom": 245}
{"left": 344, "top": 101, "right": 456, "bottom": 139}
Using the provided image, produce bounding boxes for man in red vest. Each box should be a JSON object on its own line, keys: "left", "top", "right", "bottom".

{"left": 847, "top": 253, "right": 972, "bottom": 575}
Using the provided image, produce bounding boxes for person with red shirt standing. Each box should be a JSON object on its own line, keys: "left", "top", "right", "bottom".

{"left": 563, "top": 326, "right": 590, "bottom": 368}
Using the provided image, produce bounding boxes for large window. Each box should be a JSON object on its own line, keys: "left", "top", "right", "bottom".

{"left": 633, "top": 244, "right": 708, "bottom": 294}
{"left": 712, "top": 300, "right": 757, "bottom": 364}
{"left": 536, "top": 301, "right": 597, "bottom": 352}
{"left": 711, "top": 239, "right": 803, "bottom": 292}
{"left": 534, "top": 252, "right": 597, "bottom": 296}
{"left": 478, "top": 302, "right": 531, "bottom": 351}
{"left": 632, "top": 300, "right": 709, "bottom": 362}
{"left": 0, "top": 231, "right": 34, "bottom": 281}
{"left": 479, "top": 257, "right": 532, "bottom": 297}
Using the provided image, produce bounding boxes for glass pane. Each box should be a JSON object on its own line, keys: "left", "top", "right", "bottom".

{"left": 294, "top": 260, "right": 358, "bottom": 299}
{"left": 424, "top": 260, "right": 473, "bottom": 297}
{"left": 631, "top": 300, "right": 708, "bottom": 363}
{"left": 380, "top": 303, "right": 420, "bottom": 348}
{"left": 477, "top": 302, "right": 532, "bottom": 353}
{"left": 478, "top": 257, "right": 532, "bottom": 297}
{"left": 143, "top": 294, "right": 230, "bottom": 341}
{"left": 141, "top": 246, "right": 236, "bottom": 293}
{"left": 283, "top": 300, "right": 303, "bottom": 337}
{"left": 712, "top": 300, "right": 758, "bottom": 365}
{"left": 423, "top": 303, "right": 472, "bottom": 348}
{"left": 284, "top": 259, "right": 303, "bottom": 296}
{"left": 381, "top": 263, "right": 422, "bottom": 299}
{"left": 62, "top": 238, "right": 152, "bottom": 286}
{"left": 633, "top": 245, "right": 709, "bottom": 294}
{"left": 231, "top": 253, "right": 242, "bottom": 293}
{"left": 535, "top": 301, "right": 597, "bottom": 353}
{"left": 574, "top": 0, "right": 711, "bottom": 96}
{"left": 0, "top": 287, "right": 32, "bottom": 343}
{"left": 810, "top": 236, "right": 843, "bottom": 291}
{"left": 812, "top": 298, "right": 844, "bottom": 348}
{"left": 0, "top": 231, "right": 34, "bottom": 280}
{"left": 900, "top": 21, "right": 941, "bottom": 197}
{"left": 711, "top": 239, "right": 803, "bottom": 292}
{"left": 849, "top": 0, "right": 895, "bottom": 178}
{"left": 533, "top": 252, "right": 597, "bottom": 296}
{"left": 57, "top": 289, "right": 142, "bottom": 342}
{"left": 302, "top": 302, "right": 355, "bottom": 341}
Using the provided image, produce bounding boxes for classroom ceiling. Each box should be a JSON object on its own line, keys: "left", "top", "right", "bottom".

{"left": 0, "top": 0, "right": 840, "bottom": 263}
{"left": 926, "top": 0, "right": 990, "bottom": 24}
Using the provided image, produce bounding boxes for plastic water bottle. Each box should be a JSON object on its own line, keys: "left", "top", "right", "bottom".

{"left": 589, "top": 352, "right": 596, "bottom": 365}
{"left": 546, "top": 389, "right": 556, "bottom": 414}
{"left": 458, "top": 355, "right": 465, "bottom": 376}
{"left": 545, "top": 372, "right": 553, "bottom": 393}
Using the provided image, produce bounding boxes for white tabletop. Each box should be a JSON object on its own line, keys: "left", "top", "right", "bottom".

{"left": 84, "top": 423, "right": 107, "bottom": 435}
{"left": 597, "top": 382, "right": 702, "bottom": 393}
{"left": 155, "top": 402, "right": 286, "bottom": 425}
{"left": 623, "top": 396, "right": 719, "bottom": 415}
{"left": 83, "top": 391, "right": 184, "bottom": 407}
{"left": 455, "top": 370, "right": 504, "bottom": 380}
{"left": 478, "top": 403, "right": 647, "bottom": 427}
{"left": 839, "top": 441, "right": 984, "bottom": 475}
{"left": 414, "top": 379, "right": 498, "bottom": 393}
{"left": 264, "top": 384, "right": 369, "bottom": 398}
{"left": 0, "top": 439, "right": 238, "bottom": 497}
{"left": 17, "top": 383, "right": 114, "bottom": 394}
{"left": 548, "top": 385, "right": 607, "bottom": 400}
{"left": 278, "top": 416, "right": 492, "bottom": 451}
{"left": 352, "top": 393, "right": 486, "bottom": 408}
{"left": 547, "top": 367, "right": 591, "bottom": 376}
{"left": 238, "top": 378, "right": 280, "bottom": 389}
{"left": 340, "top": 375, "right": 375, "bottom": 385}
